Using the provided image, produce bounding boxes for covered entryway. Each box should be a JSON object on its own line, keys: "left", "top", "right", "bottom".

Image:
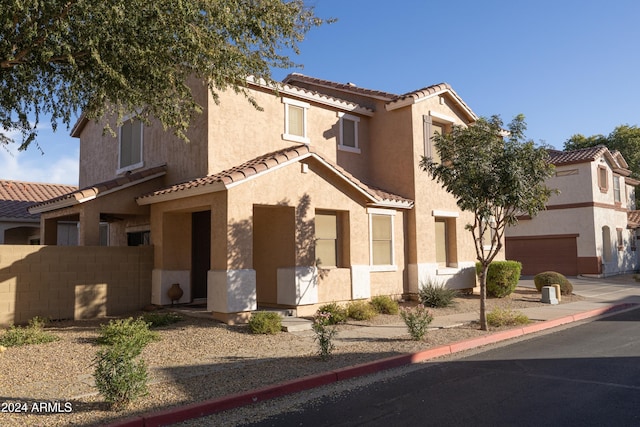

{"left": 506, "top": 235, "right": 578, "bottom": 276}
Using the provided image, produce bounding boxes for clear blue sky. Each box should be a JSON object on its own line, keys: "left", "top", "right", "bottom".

{"left": 3, "top": 0, "right": 640, "bottom": 185}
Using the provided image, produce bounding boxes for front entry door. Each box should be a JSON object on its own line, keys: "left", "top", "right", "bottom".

{"left": 191, "top": 210, "right": 211, "bottom": 300}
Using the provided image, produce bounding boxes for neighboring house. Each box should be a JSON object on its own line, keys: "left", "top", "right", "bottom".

{"left": 506, "top": 145, "right": 640, "bottom": 277}
{"left": 29, "top": 74, "right": 500, "bottom": 322}
{"left": 0, "top": 180, "right": 78, "bottom": 245}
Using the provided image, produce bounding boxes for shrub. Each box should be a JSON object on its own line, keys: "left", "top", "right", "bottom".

{"left": 94, "top": 317, "right": 156, "bottom": 410}
{"left": 94, "top": 345, "right": 149, "bottom": 411}
{"left": 486, "top": 308, "right": 530, "bottom": 327}
{"left": 0, "top": 317, "right": 59, "bottom": 348}
{"left": 316, "top": 302, "right": 348, "bottom": 325}
{"left": 142, "top": 312, "right": 183, "bottom": 328}
{"left": 399, "top": 305, "right": 434, "bottom": 341}
{"left": 534, "top": 271, "right": 574, "bottom": 295}
{"left": 476, "top": 261, "right": 522, "bottom": 298}
{"left": 248, "top": 311, "right": 282, "bottom": 334}
{"left": 418, "top": 280, "right": 458, "bottom": 308}
{"left": 313, "top": 311, "right": 338, "bottom": 360}
{"left": 370, "top": 295, "right": 399, "bottom": 315}
{"left": 346, "top": 300, "right": 377, "bottom": 321}
{"left": 97, "top": 318, "right": 159, "bottom": 357}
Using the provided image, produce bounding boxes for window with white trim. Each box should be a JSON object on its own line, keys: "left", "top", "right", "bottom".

{"left": 118, "top": 118, "right": 143, "bottom": 173}
{"left": 435, "top": 217, "right": 457, "bottom": 267}
{"left": 614, "top": 176, "right": 621, "bottom": 203}
{"left": 338, "top": 112, "right": 360, "bottom": 153}
{"left": 315, "top": 211, "right": 338, "bottom": 268}
{"left": 369, "top": 209, "right": 395, "bottom": 270}
{"left": 282, "top": 97, "right": 310, "bottom": 144}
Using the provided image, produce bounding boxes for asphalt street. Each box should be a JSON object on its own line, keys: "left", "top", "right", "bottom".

{"left": 245, "top": 307, "right": 640, "bottom": 427}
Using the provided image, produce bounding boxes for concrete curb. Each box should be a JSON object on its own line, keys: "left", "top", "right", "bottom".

{"left": 107, "top": 303, "right": 638, "bottom": 427}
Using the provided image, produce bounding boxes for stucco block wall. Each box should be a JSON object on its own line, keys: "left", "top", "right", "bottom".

{"left": 0, "top": 245, "right": 153, "bottom": 326}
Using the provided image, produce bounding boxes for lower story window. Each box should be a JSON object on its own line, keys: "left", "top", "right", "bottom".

{"left": 435, "top": 217, "right": 457, "bottom": 267}
{"left": 369, "top": 209, "right": 395, "bottom": 269}
{"left": 315, "top": 211, "right": 338, "bottom": 267}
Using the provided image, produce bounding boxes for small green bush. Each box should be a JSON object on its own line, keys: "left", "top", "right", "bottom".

{"left": 533, "top": 271, "right": 574, "bottom": 295}
{"left": 400, "top": 305, "right": 434, "bottom": 341}
{"left": 94, "top": 345, "right": 149, "bottom": 411}
{"left": 142, "top": 312, "right": 183, "bottom": 328}
{"left": 418, "top": 280, "right": 458, "bottom": 308}
{"left": 476, "top": 261, "right": 522, "bottom": 298}
{"left": 248, "top": 311, "right": 282, "bottom": 334}
{"left": 486, "top": 308, "right": 530, "bottom": 327}
{"left": 94, "top": 317, "right": 155, "bottom": 410}
{"left": 370, "top": 295, "right": 399, "bottom": 315}
{"left": 347, "top": 300, "right": 377, "bottom": 321}
{"left": 316, "top": 302, "right": 348, "bottom": 325}
{"left": 0, "top": 317, "right": 59, "bottom": 348}
{"left": 97, "top": 318, "right": 159, "bottom": 357}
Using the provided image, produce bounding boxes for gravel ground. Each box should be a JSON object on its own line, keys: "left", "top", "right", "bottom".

{"left": 0, "top": 288, "right": 581, "bottom": 426}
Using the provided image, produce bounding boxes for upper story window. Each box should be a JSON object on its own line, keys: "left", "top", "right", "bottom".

{"left": 338, "top": 112, "right": 360, "bottom": 153}
{"left": 597, "top": 166, "right": 608, "bottom": 193}
{"left": 118, "top": 118, "right": 143, "bottom": 173}
{"left": 613, "top": 176, "right": 621, "bottom": 203}
{"left": 423, "top": 113, "right": 453, "bottom": 164}
{"left": 282, "top": 97, "right": 310, "bottom": 144}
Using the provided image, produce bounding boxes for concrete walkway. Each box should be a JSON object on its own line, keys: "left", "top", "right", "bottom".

{"left": 110, "top": 275, "right": 640, "bottom": 427}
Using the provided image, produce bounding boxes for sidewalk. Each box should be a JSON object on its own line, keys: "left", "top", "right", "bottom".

{"left": 110, "top": 276, "right": 640, "bottom": 427}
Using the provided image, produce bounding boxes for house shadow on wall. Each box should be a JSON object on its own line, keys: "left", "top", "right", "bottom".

{"left": 0, "top": 245, "right": 153, "bottom": 326}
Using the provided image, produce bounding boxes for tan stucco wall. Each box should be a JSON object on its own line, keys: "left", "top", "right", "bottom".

{"left": 0, "top": 245, "right": 153, "bottom": 326}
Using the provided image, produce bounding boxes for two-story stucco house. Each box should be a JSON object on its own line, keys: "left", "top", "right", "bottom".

{"left": 30, "top": 74, "right": 498, "bottom": 322}
{"left": 506, "top": 145, "right": 640, "bottom": 277}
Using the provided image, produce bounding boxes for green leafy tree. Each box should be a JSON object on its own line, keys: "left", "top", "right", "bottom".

{"left": 564, "top": 125, "right": 640, "bottom": 179}
{"left": 1, "top": 0, "right": 329, "bottom": 149}
{"left": 420, "top": 114, "right": 555, "bottom": 330}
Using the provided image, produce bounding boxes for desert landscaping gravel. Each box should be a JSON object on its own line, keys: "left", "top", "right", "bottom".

{"left": 0, "top": 288, "right": 581, "bottom": 426}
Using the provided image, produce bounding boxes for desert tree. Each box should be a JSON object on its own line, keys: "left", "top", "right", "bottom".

{"left": 1, "top": 0, "right": 329, "bottom": 149}
{"left": 420, "top": 114, "right": 555, "bottom": 330}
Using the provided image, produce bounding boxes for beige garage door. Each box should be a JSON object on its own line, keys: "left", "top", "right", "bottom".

{"left": 506, "top": 236, "right": 578, "bottom": 276}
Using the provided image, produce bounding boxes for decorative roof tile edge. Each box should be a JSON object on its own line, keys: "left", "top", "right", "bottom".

{"left": 28, "top": 164, "right": 167, "bottom": 214}
{"left": 136, "top": 146, "right": 413, "bottom": 209}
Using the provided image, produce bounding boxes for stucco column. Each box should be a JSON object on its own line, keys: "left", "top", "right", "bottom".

{"left": 78, "top": 205, "right": 100, "bottom": 246}
{"left": 42, "top": 216, "right": 58, "bottom": 245}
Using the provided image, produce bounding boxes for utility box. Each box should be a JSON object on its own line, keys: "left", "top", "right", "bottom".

{"left": 541, "top": 286, "right": 559, "bottom": 305}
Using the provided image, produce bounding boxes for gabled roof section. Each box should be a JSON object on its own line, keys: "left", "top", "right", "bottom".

{"left": 28, "top": 165, "right": 167, "bottom": 214}
{"left": 136, "top": 146, "right": 413, "bottom": 209}
{"left": 284, "top": 74, "right": 477, "bottom": 122}
{"left": 548, "top": 145, "right": 632, "bottom": 176}
{"left": 0, "top": 180, "right": 78, "bottom": 221}
{"left": 384, "top": 83, "right": 478, "bottom": 121}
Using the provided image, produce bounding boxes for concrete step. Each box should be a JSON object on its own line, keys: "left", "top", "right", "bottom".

{"left": 281, "top": 317, "right": 313, "bottom": 332}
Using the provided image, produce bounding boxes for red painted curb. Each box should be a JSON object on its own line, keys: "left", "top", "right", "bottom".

{"left": 106, "top": 303, "right": 638, "bottom": 427}
{"left": 411, "top": 345, "right": 452, "bottom": 362}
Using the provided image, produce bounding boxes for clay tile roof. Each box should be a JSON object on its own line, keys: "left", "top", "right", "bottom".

{"left": 137, "top": 146, "right": 413, "bottom": 208}
{"left": 0, "top": 180, "right": 78, "bottom": 221}
{"left": 393, "top": 82, "right": 453, "bottom": 103}
{"left": 628, "top": 210, "right": 640, "bottom": 229}
{"left": 547, "top": 145, "right": 609, "bottom": 165}
{"left": 28, "top": 164, "right": 167, "bottom": 213}
{"left": 283, "top": 73, "right": 399, "bottom": 100}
